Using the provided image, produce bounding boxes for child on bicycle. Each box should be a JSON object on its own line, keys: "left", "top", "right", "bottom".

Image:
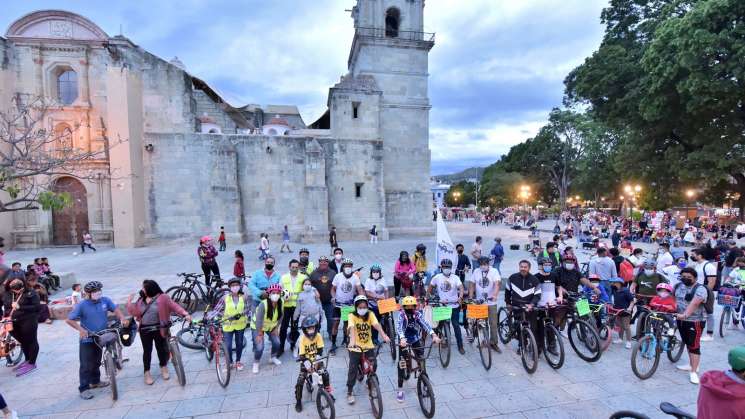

{"left": 294, "top": 317, "right": 330, "bottom": 412}
{"left": 395, "top": 296, "right": 439, "bottom": 403}
{"left": 610, "top": 278, "right": 634, "bottom": 348}
{"left": 582, "top": 274, "right": 610, "bottom": 304}
{"left": 346, "top": 295, "right": 389, "bottom": 405}
{"left": 649, "top": 282, "right": 677, "bottom": 336}
{"left": 363, "top": 264, "right": 388, "bottom": 344}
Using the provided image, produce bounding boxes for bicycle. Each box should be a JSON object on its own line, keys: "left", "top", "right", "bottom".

{"left": 632, "top": 294, "right": 655, "bottom": 339}
{"left": 378, "top": 310, "right": 398, "bottom": 362}
{"left": 298, "top": 354, "right": 335, "bottom": 419}
{"left": 533, "top": 306, "right": 565, "bottom": 369}
{"left": 496, "top": 305, "right": 539, "bottom": 373}
{"left": 630, "top": 311, "right": 685, "bottom": 380}
{"left": 560, "top": 292, "right": 602, "bottom": 362}
{"left": 718, "top": 283, "right": 745, "bottom": 337}
{"left": 0, "top": 319, "right": 22, "bottom": 367}
{"left": 610, "top": 402, "right": 695, "bottom": 419}
{"left": 176, "top": 308, "right": 248, "bottom": 352}
{"left": 423, "top": 298, "right": 453, "bottom": 368}
{"left": 586, "top": 302, "right": 614, "bottom": 352}
{"left": 166, "top": 273, "right": 229, "bottom": 314}
{"left": 182, "top": 317, "right": 232, "bottom": 387}
{"left": 464, "top": 298, "right": 492, "bottom": 371}
{"left": 398, "top": 343, "right": 436, "bottom": 418}
{"left": 597, "top": 303, "right": 629, "bottom": 352}
{"left": 148, "top": 315, "right": 188, "bottom": 386}
{"left": 89, "top": 320, "right": 126, "bottom": 401}
{"left": 350, "top": 345, "right": 383, "bottom": 419}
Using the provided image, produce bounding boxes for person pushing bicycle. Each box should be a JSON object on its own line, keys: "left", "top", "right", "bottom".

{"left": 395, "top": 296, "right": 439, "bottom": 403}
{"left": 294, "top": 317, "right": 330, "bottom": 412}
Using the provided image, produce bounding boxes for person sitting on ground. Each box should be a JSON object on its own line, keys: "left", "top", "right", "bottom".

{"left": 40, "top": 258, "right": 60, "bottom": 291}
{"left": 294, "top": 317, "right": 331, "bottom": 412}
{"left": 697, "top": 345, "right": 745, "bottom": 419}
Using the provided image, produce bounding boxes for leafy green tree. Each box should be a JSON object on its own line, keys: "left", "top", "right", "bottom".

{"left": 479, "top": 163, "right": 526, "bottom": 208}
{"left": 444, "top": 180, "right": 476, "bottom": 207}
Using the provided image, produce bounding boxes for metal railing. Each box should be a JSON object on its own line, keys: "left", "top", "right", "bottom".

{"left": 355, "top": 27, "right": 435, "bottom": 42}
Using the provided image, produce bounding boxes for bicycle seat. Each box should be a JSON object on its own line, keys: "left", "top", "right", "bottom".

{"left": 659, "top": 402, "right": 695, "bottom": 419}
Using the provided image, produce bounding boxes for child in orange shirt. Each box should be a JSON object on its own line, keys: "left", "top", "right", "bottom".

{"left": 649, "top": 282, "right": 676, "bottom": 336}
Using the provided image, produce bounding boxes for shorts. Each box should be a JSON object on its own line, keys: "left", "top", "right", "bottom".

{"left": 332, "top": 306, "right": 341, "bottom": 320}
{"left": 677, "top": 319, "right": 705, "bottom": 355}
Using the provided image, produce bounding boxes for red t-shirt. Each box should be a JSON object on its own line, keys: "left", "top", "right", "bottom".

{"left": 650, "top": 295, "right": 676, "bottom": 313}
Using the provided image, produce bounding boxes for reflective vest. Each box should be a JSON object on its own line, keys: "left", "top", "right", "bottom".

{"left": 222, "top": 295, "right": 248, "bottom": 332}
{"left": 252, "top": 300, "right": 280, "bottom": 332}
{"left": 280, "top": 273, "right": 307, "bottom": 307}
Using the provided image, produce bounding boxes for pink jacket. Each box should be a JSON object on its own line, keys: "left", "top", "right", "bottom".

{"left": 394, "top": 260, "right": 415, "bottom": 278}
{"left": 127, "top": 294, "right": 188, "bottom": 337}
{"left": 697, "top": 370, "right": 745, "bottom": 419}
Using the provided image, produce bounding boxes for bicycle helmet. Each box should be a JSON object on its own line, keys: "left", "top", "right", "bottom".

{"left": 401, "top": 296, "right": 417, "bottom": 307}
{"left": 228, "top": 278, "right": 242, "bottom": 286}
{"left": 416, "top": 243, "right": 426, "bottom": 252}
{"left": 266, "top": 283, "right": 283, "bottom": 294}
{"left": 318, "top": 255, "right": 329, "bottom": 262}
{"left": 536, "top": 256, "right": 551, "bottom": 265}
{"left": 656, "top": 283, "right": 673, "bottom": 292}
{"left": 342, "top": 258, "right": 354, "bottom": 267}
{"left": 301, "top": 316, "right": 319, "bottom": 338}
{"left": 477, "top": 256, "right": 490, "bottom": 265}
{"left": 299, "top": 247, "right": 310, "bottom": 255}
{"left": 353, "top": 295, "right": 368, "bottom": 307}
{"left": 200, "top": 235, "right": 211, "bottom": 244}
{"left": 370, "top": 263, "right": 382, "bottom": 272}
{"left": 83, "top": 281, "right": 103, "bottom": 294}
{"left": 440, "top": 258, "right": 453, "bottom": 268}
{"left": 729, "top": 346, "right": 745, "bottom": 372}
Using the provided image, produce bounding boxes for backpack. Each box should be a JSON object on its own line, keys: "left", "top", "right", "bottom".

{"left": 619, "top": 259, "right": 634, "bottom": 283}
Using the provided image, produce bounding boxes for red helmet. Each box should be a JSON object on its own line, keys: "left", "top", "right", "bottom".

{"left": 266, "top": 284, "right": 282, "bottom": 294}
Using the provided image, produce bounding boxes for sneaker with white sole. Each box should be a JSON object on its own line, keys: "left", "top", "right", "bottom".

{"left": 690, "top": 372, "right": 700, "bottom": 384}
{"left": 252, "top": 362, "right": 259, "bottom": 374}
{"left": 347, "top": 394, "right": 355, "bottom": 404}
{"left": 624, "top": 342, "right": 632, "bottom": 349}
{"left": 270, "top": 357, "right": 282, "bottom": 366}
{"left": 700, "top": 334, "right": 713, "bottom": 342}
{"left": 676, "top": 364, "right": 692, "bottom": 371}
{"left": 613, "top": 339, "right": 623, "bottom": 344}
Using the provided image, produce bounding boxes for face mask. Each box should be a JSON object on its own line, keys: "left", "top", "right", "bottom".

{"left": 356, "top": 308, "right": 368, "bottom": 316}
{"left": 644, "top": 269, "right": 654, "bottom": 276}
{"left": 565, "top": 263, "right": 575, "bottom": 270}
{"left": 290, "top": 268, "right": 299, "bottom": 275}
{"left": 299, "top": 257, "right": 309, "bottom": 264}
{"left": 657, "top": 291, "right": 670, "bottom": 299}
{"left": 265, "top": 264, "right": 274, "bottom": 271}
{"left": 230, "top": 286, "right": 240, "bottom": 293}
{"left": 457, "top": 249, "right": 463, "bottom": 255}
{"left": 420, "top": 251, "right": 426, "bottom": 256}
{"left": 405, "top": 308, "right": 416, "bottom": 316}
{"left": 304, "top": 328, "right": 316, "bottom": 337}
{"left": 91, "top": 291, "right": 102, "bottom": 301}
{"left": 682, "top": 277, "right": 695, "bottom": 286}
{"left": 677, "top": 261, "right": 687, "bottom": 269}
{"left": 543, "top": 266, "right": 552, "bottom": 273}
{"left": 442, "top": 268, "right": 452, "bottom": 276}
{"left": 303, "top": 284, "right": 312, "bottom": 291}
{"left": 343, "top": 267, "right": 352, "bottom": 275}
{"left": 480, "top": 266, "right": 489, "bottom": 273}
{"left": 269, "top": 294, "right": 280, "bottom": 302}
{"left": 334, "top": 254, "right": 342, "bottom": 261}
{"left": 372, "top": 272, "right": 380, "bottom": 279}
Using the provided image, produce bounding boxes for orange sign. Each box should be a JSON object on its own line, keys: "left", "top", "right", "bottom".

{"left": 466, "top": 304, "right": 489, "bottom": 319}
{"left": 377, "top": 298, "right": 399, "bottom": 314}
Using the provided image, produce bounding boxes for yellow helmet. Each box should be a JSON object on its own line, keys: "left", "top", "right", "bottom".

{"left": 401, "top": 296, "right": 417, "bottom": 307}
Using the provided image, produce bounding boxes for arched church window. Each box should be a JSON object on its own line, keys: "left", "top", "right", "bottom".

{"left": 385, "top": 8, "right": 400, "bottom": 38}
{"left": 57, "top": 70, "right": 78, "bottom": 105}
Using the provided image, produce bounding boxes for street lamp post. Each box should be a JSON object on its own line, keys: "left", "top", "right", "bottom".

{"left": 685, "top": 189, "right": 696, "bottom": 219}
{"left": 623, "top": 183, "right": 642, "bottom": 219}
{"left": 519, "top": 185, "right": 531, "bottom": 215}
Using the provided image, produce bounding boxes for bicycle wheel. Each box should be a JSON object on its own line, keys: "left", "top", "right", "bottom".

{"left": 205, "top": 334, "right": 214, "bottom": 362}
{"left": 166, "top": 286, "right": 198, "bottom": 314}
{"left": 438, "top": 323, "right": 451, "bottom": 368}
{"left": 417, "top": 374, "right": 436, "bottom": 418}
{"left": 635, "top": 311, "right": 650, "bottom": 340}
{"left": 476, "top": 323, "right": 491, "bottom": 370}
{"left": 176, "top": 323, "right": 206, "bottom": 350}
{"left": 5, "top": 338, "right": 23, "bottom": 366}
{"left": 719, "top": 307, "right": 731, "bottom": 338}
{"left": 543, "top": 324, "right": 564, "bottom": 370}
{"left": 114, "top": 341, "right": 124, "bottom": 370}
{"left": 367, "top": 374, "right": 383, "bottom": 419}
{"left": 519, "top": 327, "right": 538, "bottom": 374}
{"left": 598, "top": 324, "right": 612, "bottom": 352}
{"left": 568, "top": 319, "right": 602, "bottom": 362}
{"left": 496, "top": 307, "right": 511, "bottom": 344}
{"left": 666, "top": 333, "right": 685, "bottom": 363}
{"left": 104, "top": 351, "right": 118, "bottom": 401}
{"left": 631, "top": 335, "right": 660, "bottom": 380}
{"left": 215, "top": 343, "right": 231, "bottom": 388}
{"left": 316, "top": 387, "right": 335, "bottom": 419}
{"left": 169, "top": 339, "right": 187, "bottom": 386}
{"left": 387, "top": 316, "right": 397, "bottom": 362}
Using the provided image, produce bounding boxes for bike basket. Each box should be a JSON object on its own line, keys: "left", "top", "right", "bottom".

{"left": 719, "top": 287, "right": 740, "bottom": 297}
{"left": 575, "top": 299, "right": 591, "bottom": 317}
{"left": 95, "top": 331, "right": 118, "bottom": 347}
{"left": 717, "top": 293, "right": 741, "bottom": 309}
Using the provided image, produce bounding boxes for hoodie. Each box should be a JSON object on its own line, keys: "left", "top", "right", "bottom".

{"left": 697, "top": 370, "right": 745, "bottom": 419}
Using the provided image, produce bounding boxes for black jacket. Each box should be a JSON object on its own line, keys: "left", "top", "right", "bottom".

{"left": 2, "top": 288, "right": 40, "bottom": 323}
{"left": 505, "top": 273, "right": 541, "bottom": 307}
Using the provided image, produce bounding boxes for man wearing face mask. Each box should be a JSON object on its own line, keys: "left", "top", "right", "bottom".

{"left": 631, "top": 259, "right": 668, "bottom": 297}
{"left": 428, "top": 259, "right": 465, "bottom": 354}
{"left": 662, "top": 257, "right": 688, "bottom": 289}
{"left": 673, "top": 268, "right": 708, "bottom": 384}
{"left": 331, "top": 258, "right": 363, "bottom": 355}
{"left": 298, "top": 248, "right": 315, "bottom": 276}
{"left": 691, "top": 247, "right": 718, "bottom": 342}
{"left": 505, "top": 261, "right": 541, "bottom": 354}
{"left": 329, "top": 248, "right": 344, "bottom": 274}
{"left": 249, "top": 256, "right": 281, "bottom": 308}
{"left": 310, "top": 256, "right": 335, "bottom": 340}
{"left": 66, "top": 281, "right": 128, "bottom": 399}
{"left": 454, "top": 244, "right": 472, "bottom": 283}
{"left": 467, "top": 256, "right": 502, "bottom": 352}
{"left": 278, "top": 259, "right": 308, "bottom": 357}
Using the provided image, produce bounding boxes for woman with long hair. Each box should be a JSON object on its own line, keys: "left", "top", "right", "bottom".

{"left": 250, "top": 284, "right": 283, "bottom": 374}
{"left": 2, "top": 276, "right": 41, "bottom": 376}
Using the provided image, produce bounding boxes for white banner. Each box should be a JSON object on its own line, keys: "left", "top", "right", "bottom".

{"left": 436, "top": 210, "right": 456, "bottom": 267}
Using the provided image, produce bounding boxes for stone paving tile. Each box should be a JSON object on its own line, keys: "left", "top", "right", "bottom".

{"left": 239, "top": 406, "right": 288, "bottom": 419}
{"left": 404, "top": 405, "right": 456, "bottom": 419}
{"left": 452, "top": 378, "right": 496, "bottom": 399}
{"left": 23, "top": 413, "right": 80, "bottom": 419}
{"left": 521, "top": 407, "right": 575, "bottom": 419}
{"left": 160, "top": 383, "right": 211, "bottom": 402}
{"left": 488, "top": 392, "right": 536, "bottom": 415}
{"left": 561, "top": 381, "right": 608, "bottom": 401}
{"left": 525, "top": 386, "right": 577, "bottom": 408}
{"left": 197, "top": 412, "right": 242, "bottom": 419}
{"left": 76, "top": 405, "right": 133, "bottom": 419}
{"left": 562, "top": 399, "right": 615, "bottom": 418}
{"left": 483, "top": 414, "right": 528, "bottom": 419}
{"left": 172, "top": 396, "right": 225, "bottom": 417}
{"left": 220, "top": 391, "right": 269, "bottom": 412}
{"left": 446, "top": 397, "right": 499, "bottom": 419}
{"left": 124, "top": 400, "right": 179, "bottom": 419}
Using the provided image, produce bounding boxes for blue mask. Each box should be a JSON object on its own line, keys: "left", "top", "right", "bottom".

{"left": 543, "top": 266, "right": 552, "bottom": 273}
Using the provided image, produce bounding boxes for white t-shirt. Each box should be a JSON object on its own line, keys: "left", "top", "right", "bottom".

{"left": 695, "top": 260, "right": 718, "bottom": 286}
{"left": 662, "top": 265, "right": 681, "bottom": 289}
{"left": 430, "top": 273, "right": 462, "bottom": 308}
{"left": 656, "top": 251, "right": 674, "bottom": 272}
{"left": 467, "top": 267, "right": 501, "bottom": 305}
{"left": 363, "top": 277, "right": 388, "bottom": 301}
{"left": 332, "top": 273, "right": 360, "bottom": 305}
{"left": 471, "top": 242, "right": 482, "bottom": 259}
{"left": 628, "top": 255, "right": 645, "bottom": 276}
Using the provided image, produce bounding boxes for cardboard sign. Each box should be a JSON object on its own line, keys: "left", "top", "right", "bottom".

{"left": 432, "top": 306, "right": 453, "bottom": 322}
{"left": 466, "top": 304, "right": 489, "bottom": 319}
{"left": 377, "top": 298, "right": 399, "bottom": 314}
{"left": 340, "top": 306, "right": 354, "bottom": 321}
{"left": 576, "top": 299, "right": 591, "bottom": 317}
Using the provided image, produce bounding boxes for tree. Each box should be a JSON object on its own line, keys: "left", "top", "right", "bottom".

{"left": 0, "top": 94, "right": 115, "bottom": 212}
{"left": 479, "top": 162, "right": 526, "bottom": 208}
{"left": 445, "top": 180, "right": 476, "bottom": 207}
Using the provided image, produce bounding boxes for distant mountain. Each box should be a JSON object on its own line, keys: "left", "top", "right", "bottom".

{"left": 432, "top": 167, "right": 485, "bottom": 183}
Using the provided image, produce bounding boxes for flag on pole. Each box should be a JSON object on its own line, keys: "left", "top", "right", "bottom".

{"left": 436, "top": 210, "right": 456, "bottom": 267}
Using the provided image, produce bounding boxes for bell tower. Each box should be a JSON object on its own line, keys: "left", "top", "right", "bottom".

{"left": 348, "top": 0, "right": 434, "bottom": 235}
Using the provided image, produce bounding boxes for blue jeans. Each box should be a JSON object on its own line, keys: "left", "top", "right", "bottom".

{"left": 224, "top": 329, "right": 246, "bottom": 363}
{"left": 252, "top": 329, "right": 280, "bottom": 362}
{"left": 321, "top": 302, "right": 334, "bottom": 339}
{"left": 492, "top": 260, "right": 501, "bottom": 273}
{"left": 78, "top": 341, "right": 103, "bottom": 392}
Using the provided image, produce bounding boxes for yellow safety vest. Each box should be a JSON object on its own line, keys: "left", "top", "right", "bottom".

{"left": 252, "top": 300, "right": 280, "bottom": 332}
{"left": 222, "top": 295, "right": 248, "bottom": 332}
{"left": 280, "top": 273, "right": 307, "bottom": 307}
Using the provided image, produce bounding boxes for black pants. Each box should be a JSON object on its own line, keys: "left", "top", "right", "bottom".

{"left": 279, "top": 306, "right": 299, "bottom": 351}
{"left": 347, "top": 349, "right": 377, "bottom": 393}
{"left": 79, "top": 341, "right": 102, "bottom": 392}
{"left": 10, "top": 319, "right": 39, "bottom": 364}
{"left": 398, "top": 339, "right": 424, "bottom": 388}
{"left": 394, "top": 276, "right": 402, "bottom": 298}
{"left": 219, "top": 240, "right": 226, "bottom": 251}
{"left": 201, "top": 263, "right": 220, "bottom": 284}
{"left": 81, "top": 243, "right": 96, "bottom": 252}
{"left": 296, "top": 363, "right": 330, "bottom": 401}
{"left": 140, "top": 328, "right": 170, "bottom": 372}
{"left": 522, "top": 310, "right": 543, "bottom": 352}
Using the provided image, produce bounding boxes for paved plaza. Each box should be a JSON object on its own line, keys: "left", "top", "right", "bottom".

{"left": 3, "top": 221, "right": 740, "bottom": 418}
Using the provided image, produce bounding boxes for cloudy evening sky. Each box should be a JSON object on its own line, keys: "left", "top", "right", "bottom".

{"left": 1, "top": 0, "right": 607, "bottom": 175}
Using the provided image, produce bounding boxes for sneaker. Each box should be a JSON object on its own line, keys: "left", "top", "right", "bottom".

{"left": 347, "top": 394, "right": 355, "bottom": 405}
{"left": 700, "top": 334, "right": 713, "bottom": 342}
{"left": 396, "top": 391, "right": 404, "bottom": 403}
{"left": 624, "top": 342, "right": 632, "bottom": 349}
{"left": 252, "top": 362, "right": 260, "bottom": 374}
{"left": 276, "top": 349, "right": 285, "bottom": 359}
{"left": 330, "top": 345, "right": 337, "bottom": 356}
{"left": 666, "top": 329, "right": 676, "bottom": 337}
{"left": 15, "top": 363, "right": 36, "bottom": 377}
{"left": 690, "top": 372, "right": 700, "bottom": 384}
{"left": 79, "top": 390, "right": 94, "bottom": 400}
{"left": 89, "top": 381, "right": 109, "bottom": 389}
{"left": 613, "top": 339, "right": 623, "bottom": 344}
{"left": 10, "top": 361, "right": 27, "bottom": 371}
{"left": 676, "top": 364, "right": 692, "bottom": 371}
{"left": 270, "top": 357, "right": 282, "bottom": 366}
{"left": 295, "top": 400, "right": 302, "bottom": 412}
{"left": 9, "top": 410, "right": 18, "bottom": 419}
{"left": 458, "top": 346, "right": 465, "bottom": 355}
{"left": 236, "top": 362, "right": 244, "bottom": 371}
{"left": 491, "top": 343, "right": 502, "bottom": 353}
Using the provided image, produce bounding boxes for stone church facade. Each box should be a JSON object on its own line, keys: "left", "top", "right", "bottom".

{"left": 0, "top": 0, "right": 434, "bottom": 249}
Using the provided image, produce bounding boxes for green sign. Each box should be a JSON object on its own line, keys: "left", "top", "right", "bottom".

{"left": 432, "top": 306, "right": 453, "bottom": 322}
{"left": 340, "top": 306, "right": 354, "bottom": 321}
{"left": 576, "top": 299, "right": 591, "bottom": 317}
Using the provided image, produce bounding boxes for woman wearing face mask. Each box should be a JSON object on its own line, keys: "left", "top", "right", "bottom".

{"left": 330, "top": 258, "right": 363, "bottom": 354}
{"left": 393, "top": 251, "right": 415, "bottom": 298}
{"left": 293, "top": 278, "right": 322, "bottom": 333}
{"left": 662, "top": 257, "right": 688, "bottom": 289}
{"left": 346, "top": 295, "right": 389, "bottom": 404}
{"left": 2, "top": 277, "right": 41, "bottom": 376}
{"left": 250, "top": 283, "right": 283, "bottom": 374}
{"left": 364, "top": 264, "right": 388, "bottom": 343}
{"left": 127, "top": 280, "right": 191, "bottom": 384}
{"left": 205, "top": 278, "right": 249, "bottom": 371}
